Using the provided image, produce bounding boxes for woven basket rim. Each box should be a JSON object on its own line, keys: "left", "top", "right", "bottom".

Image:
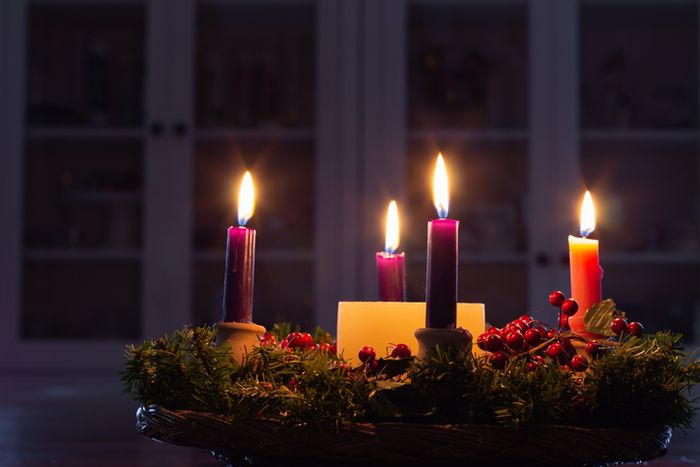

{"left": 137, "top": 404, "right": 673, "bottom": 466}
{"left": 140, "top": 404, "right": 670, "bottom": 433}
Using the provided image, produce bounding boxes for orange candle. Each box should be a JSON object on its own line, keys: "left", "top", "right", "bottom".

{"left": 568, "top": 191, "right": 603, "bottom": 334}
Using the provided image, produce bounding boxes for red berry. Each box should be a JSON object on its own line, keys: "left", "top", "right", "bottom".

{"left": 561, "top": 299, "right": 579, "bottom": 316}
{"left": 390, "top": 343, "right": 411, "bottom": 359}
{"left": 558, "top": 314, "right": 569, "bottom": 330}
{"left": 547, "top": 329, "right": 556, "bottom": 339}
{"left": 261, "top": 332, "right": 277, "bottom": 346}
{"left": 571, "top": 355, "right": 589, "bottom": 372}
{"left": 366, "top": 359, "right": 380, "bottom": 372}
{"left": 584, "top": 341, "right": 601, "bottom": 357}
{"left": 300, "top": 332, "right": 314, "bottom": 348}
{"left": 279, "top": 338, "right": 289, "bottom": 349}
{"left": 484, "top": 334, "right": 504, "bottom": 352}
{"left": 524, "top": 328, "right": 542, "bottom": 346}
{"left": 532, "top": 355, "right": 547, "bottom": 365}
{"left": 486, "top": 326, "right": 500, "bottom": 335}
{"left": 319, "top": 342, "right": 333, "bottom": 353}
{"left": 611, "top": 317, "right": 628, "bottom": 335}
{"left": 628, "top": 321, "right": 644, "bottom": 337}
{"left": 500, "top": 326, "right": 514, "bottom": 340}
{"left": 358, "top": 346, "right": 376, "bottom": 363}
{"left": 330, "top": 342, "right": 337, "bottom": 354}
{"left": 519, "top": 314, "right": 534, "bottom": 323}
{"left": 288, "top": 378, "right": 298, "bottom": 389}
{"left": 549, "top": 291, "right": 566, "bottom": 307}
{"left": 546, "top": 342, "right": 564, "bottom": 358}
{"left": 476, "top": 333, "right": 488, "bottom": 351}
{"left": 286, "top": 332, "right": 312, "bottom": 349}
{"left": 561, "top": 364, "right": 572, "bottom": 372}
{"left": 513, "top": 320, "right": 529, "bottom": 334}
{"left": 490, "top": 351, "right": 508, "bottom": 370}
{"left": 504, "top": 331, "right": 525, "bottom": 351}
{"left": 527, "top": 361, "right": 540, "bottom": 372}
{"left": 285, "top": 332, "right": 301, "bottom": 347}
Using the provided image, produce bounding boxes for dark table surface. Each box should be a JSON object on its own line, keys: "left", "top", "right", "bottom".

{"left": 1, "top": 370, "right": 699, "bottom": 466}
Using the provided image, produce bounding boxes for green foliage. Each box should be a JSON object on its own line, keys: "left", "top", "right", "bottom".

{"left": 584, "top": 332, "right": 700, "bottom": 429}
{"left": 123, "top": 326, "right": 372, "bottom": 428}
{"left": 405, "top": 348, "right": 580, "bottom": 426}
{"left": 123, "top": 326, "right": 700, "bottom": 431}
{"left": 584, "top": 299, "right": 625, "bottom": 336}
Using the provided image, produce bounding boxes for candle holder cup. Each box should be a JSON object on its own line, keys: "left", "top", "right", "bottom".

{"left": 414, "top": 327, "right": 472, "bottom": 361}
{"left": 215, "top": 321, "right": 266, "bottom": 362}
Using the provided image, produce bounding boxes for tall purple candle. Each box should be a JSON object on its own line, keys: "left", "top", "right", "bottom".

{"left": 376, "top": 200, "right": 406, "bottom": 301}
{"left": 222, "top": 171, "right": 256, "bottom": 322}
{"left": 425, "top": 154, "right": 458, "bottom": 328}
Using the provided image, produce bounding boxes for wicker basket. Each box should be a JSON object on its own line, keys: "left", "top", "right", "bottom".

{"left": 137, "top": 405, "right": 672, "bottom": 466}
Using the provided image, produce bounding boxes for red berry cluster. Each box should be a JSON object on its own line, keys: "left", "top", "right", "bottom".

{"left": 478, "top": 290, "right": 649, "bottom": 373}
{"left": 476, "top": 314, "right": 556, "bottom": 370}
{"left": 548, "top": 290, "right": 579, "bottom": 331}
{"left": 264, "top": 331, "right": 338, "bottom": 354}
{"left": 542, "top": 292, "right": 588, "bottom": 371}
{"left": 611, "top": 317, "right": 644, "bottom": 338}
{"left": 354, "top": 343, "right": 412, "bottom": 376}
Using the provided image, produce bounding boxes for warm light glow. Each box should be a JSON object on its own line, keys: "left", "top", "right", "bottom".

{"left": 433, "top": 153, "right": 449, "bottom": 218}
{"left": 580, "top": 190, "right": 596, "bottom": 237}
{"left": 385, "top": 200, "right": 400, "bottom": 254}
{"left": 237, "top": 171, "right": 255, "bottom": 226}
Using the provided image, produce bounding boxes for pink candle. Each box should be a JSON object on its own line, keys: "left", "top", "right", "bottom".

{"left": 376, "top": 252, "right": 406, "bottom": 301}
{"left": 376, "top": 201, "right": 406, "bottom": 301}
{"left": 568, "top": 191, "right": 603, "bottom": 334}
{"left": 426, "top": 154, "right": 458, "bottom": 329}
{"left": 222, "top": 172, "right": 256, "bottom": 323}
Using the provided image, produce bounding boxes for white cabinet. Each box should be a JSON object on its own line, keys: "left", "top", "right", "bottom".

{"left": 1, "top": 0, "right": 698, "bottom": 369}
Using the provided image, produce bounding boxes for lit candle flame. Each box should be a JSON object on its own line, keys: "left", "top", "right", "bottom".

{"left": 580, "top": 190, "right": 596, "bottom": 237}
{"left": 237, "top": 171, "right": 255, "bottom": 226}
{"left": 433, "top": 153, "right": 449, "bottom": 219}
{"left": 385, "top": 200, "right": 400, "bottom": 254}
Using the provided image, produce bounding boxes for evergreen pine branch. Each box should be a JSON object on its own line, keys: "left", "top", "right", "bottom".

{"left": 123, "top": 326, "right": 700, "bottom": 431}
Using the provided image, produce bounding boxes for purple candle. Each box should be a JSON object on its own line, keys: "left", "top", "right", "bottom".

{"left": 222, "top": 171, "right": 256, "bottom": 322}
{"left": 425, "top": 154, "right": 458, "bottom": 328}
{"left": 376, "top": 201, "right": 406, "bottom": 301}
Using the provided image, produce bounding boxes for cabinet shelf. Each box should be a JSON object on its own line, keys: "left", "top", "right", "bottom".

{"left": 581, "top": 129, "right": 698, "bottom": 143}
{"left": 604, "top": 252, "right": 700, "bottom": 266}
{"left": 407, "top": 251, "right": 528, "bottom": 265}
{"left": 196, "top": 128, "right": 314, "bottom": 141}
{"left": 27, "top": 127, "right": 143, "bottom": 141}
{"left": 24, "top": 249, "right": 142, "bottom": 261}
{"left": 66, "top": 190, "right": 142, "bottom": 203}
{"left": 408, "top": 128, "right": 527, "bottom": 142}
{"left": 194, "top": 249, "right": 314, "bottom": 262}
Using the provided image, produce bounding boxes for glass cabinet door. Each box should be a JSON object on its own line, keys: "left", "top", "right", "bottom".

{"left": 579, "top": 1, "right": 700, "bottom": 338}
{"left": 192, "top": 1, "right": 317, "bottom": 330}
{"left": 404, "top": 2, "right": 529, "bottom": 326}
{"left": 21, "top": 1, "right": 146, "bottom": 341}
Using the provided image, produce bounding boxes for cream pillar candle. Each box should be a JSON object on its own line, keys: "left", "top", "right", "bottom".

{"left": 337, "top": 302, "right": 485, "bottom": 363}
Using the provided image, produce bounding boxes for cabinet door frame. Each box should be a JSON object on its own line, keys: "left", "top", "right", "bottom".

{"left": 528, "top": 0, "right": 580, "bottom": 317}
{"left": 315, "top": 0, "right": 365, "bottom": 330}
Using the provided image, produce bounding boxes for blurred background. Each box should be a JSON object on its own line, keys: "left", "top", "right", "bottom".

{"left": 1, "top": 0, "right": 699, "bottom": 371}
{"left": 1, "top": 1, "right": 700, "bottom": 465}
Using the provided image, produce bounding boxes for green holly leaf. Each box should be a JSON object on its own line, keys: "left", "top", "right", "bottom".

{"left": 583, "top": 299, "right": 625, "bottom": 336}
